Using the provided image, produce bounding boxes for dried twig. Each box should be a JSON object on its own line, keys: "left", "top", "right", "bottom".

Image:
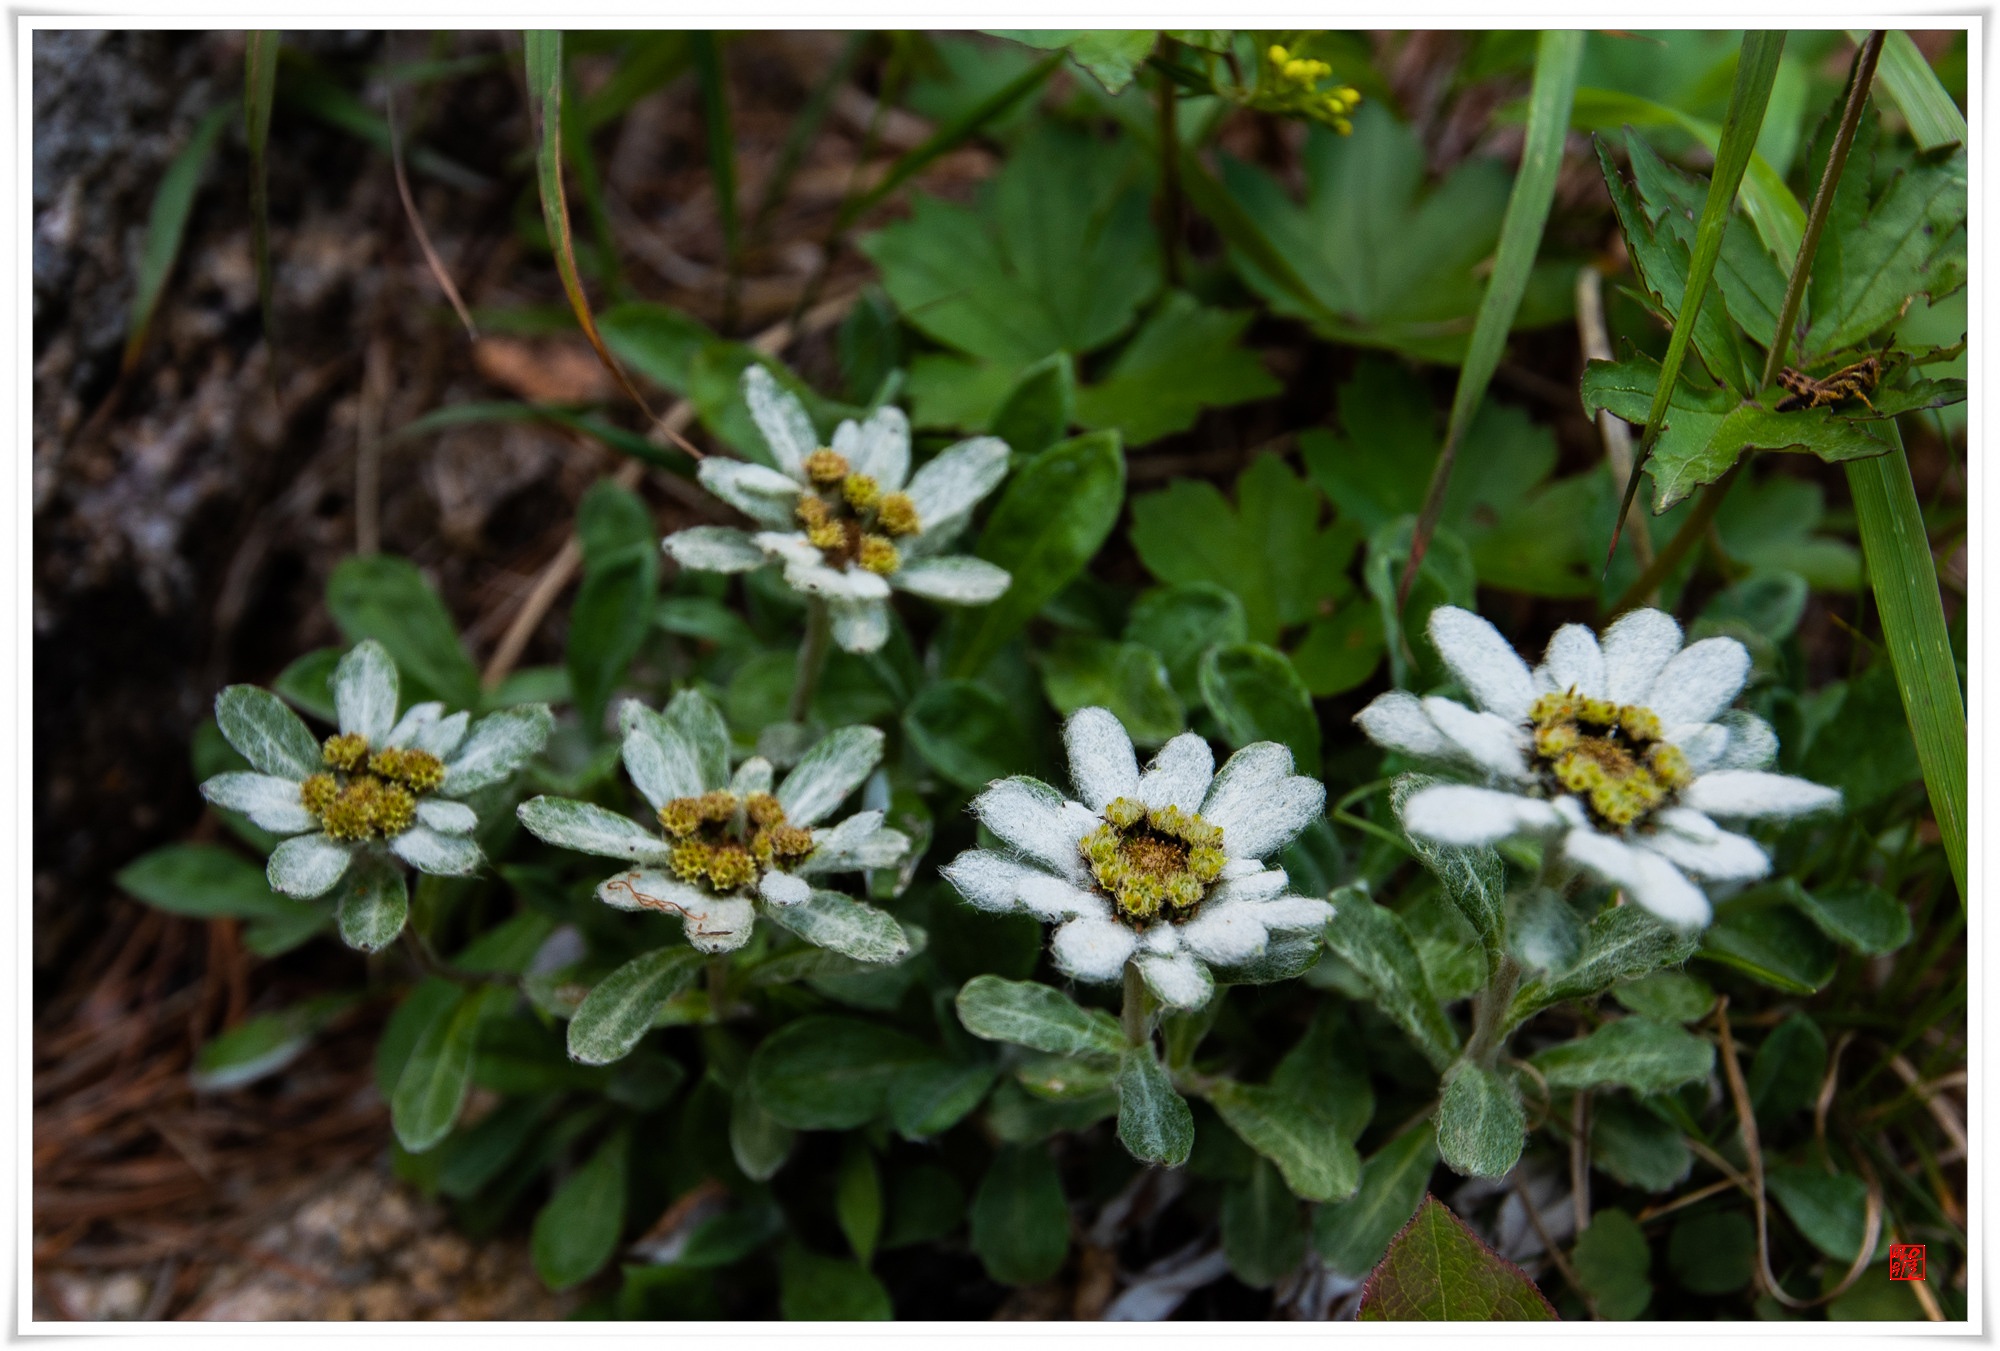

{"left": 387, "top": 83, "right": 478, "bottom": 342}
{"left": 1510, "top": 1171, "right": 1598, "bottom": 1320}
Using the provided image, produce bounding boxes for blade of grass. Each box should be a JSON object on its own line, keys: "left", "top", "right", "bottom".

{"left": 690, "top": 33, "right": 740, "bottom": 331}
{"left": 122, "top": 102, "right": 234, "bottom": 374}
{"left": 579, "top": 33, "right": 691, "bottom": 133}
{"left": 1400, "top": 29, "right": 1583, "bottom": 602}
{"left": 750, "top": 33, "right": 868, "bottom": 247}
{"left": 1605, "top": 31, "right": 1786, "bottom": 562}
{"left": 1847, "top": 421, "right": 1967, "bottom": 907}
{"left": 386, "top": 82, "right": 477, "bottom": 341}
{"left": 244, "top": 31, "right": 279, "bottom": 356}
{"left": 1610, "top": 34, "right": 1884, "bottom": 613}
{"left": 278, "top": 52, "right": 490, "bottom": 192}
{"left": 523, "top": 30, "right": 678, "bottom": 446}
{"left": 1857, "top": 29, "right": 1965, "bottom": 152}
{"left": 394, "top": 400, "right": 694, "bottom": 476}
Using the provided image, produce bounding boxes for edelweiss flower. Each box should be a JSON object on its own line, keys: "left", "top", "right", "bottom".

{"left": 200, "top": 640, "right": 553, "bottom": 898}
{"left": 517, "top": 690, "right": 910, "bottom": 954}
{"left": 1356, "top": 606, "right": 1841, "bottom": 928}
{"left": 664, "top": 366, "right": 1013, "bottom": 652}
{"left": 941, "top": 708, "right": 1333, "bottom": 1009}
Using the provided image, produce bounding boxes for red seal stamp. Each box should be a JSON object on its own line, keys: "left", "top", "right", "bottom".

{"left": 1889, "top": 1245, "right": 1925, "bottom": 1281}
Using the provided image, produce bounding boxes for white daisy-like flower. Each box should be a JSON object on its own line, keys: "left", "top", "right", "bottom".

{"left": 940, "top": 707, "right": 1334, "bottom": 1010}
{"left": 664, "top": 365, "right": 1013, "bottom": 653}
{"left": 200, "top": 639, "right": 553, "bottom": 899}
{"left": 1355, "top": 606, "right": 1842, "bottom": 929}
{"left": 516, "top": 690, "right": 910, "bottom": 956}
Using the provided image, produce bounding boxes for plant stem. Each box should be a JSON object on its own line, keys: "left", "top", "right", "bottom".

{"left": 787, "top": 597, "right": 833, "bottom": 724}
{"left": 1465, "top": 953, "right": 1521, "bottom": 1068}
{"left": 1120, "top": 961, "right": 1153, "bottom": 1047}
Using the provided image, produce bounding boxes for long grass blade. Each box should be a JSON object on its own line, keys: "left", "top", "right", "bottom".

{"left": 579, "top": 33, "right": 691, "bottom": 133}
{"left": 394, "top": 400, "right": 694, "bottom": 475}
{"left": 523, "top": 30, "right": 671, "bottom": 441}
{"left": 1606, "top": 31, "right": 1786, "bottom": 558}
{"left": 279, "top": 53, "right": 490, "bottom": 192}
{"left": 386, "top": 83, "right": 477, "bottom": 341}
{"left": 750, "top": 32, "right": 867, "bottom": 245}
{"left": 690, "top": 34, "right": 741, "bottom": 328}
{"left": 244, "top": 31, "right": 280, "bottom": 355}
{"left": 1847, "top": 425, "right": 1967, "bottom": 907}
{"left": 1400, "top": 29, "right": 1583, "bottom": 600}
{"left": 1857, "top": 29, "right": 1964, "bottom": 152}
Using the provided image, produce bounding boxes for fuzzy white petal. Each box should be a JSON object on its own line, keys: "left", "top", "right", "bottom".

{"left": 1669, "top": 723, "right": 1730, "bottom": 776}
{"left": 939, "top": 848, "right": 1106, "bottom": 921}
{"left": 200, "top": 772, "right": 317, "bottom": 835}
{"left": 741, "top": 365, "right": 817, "bottom": 480}
{"left": 1541, "top": 624, "right": 1607, "bottom": 699}
{"left": 829, "top": 596, "right": 891, "bottom": 653}
{"left": 441, "top": 706, "right": 553, "bottom": 796}
{"left": 1136, "top": 950, "right": 1214, "bottom": 1009}
{"left": 1050, "top": 915, "right": 1139, "bottom": 982}
{"left": 1638, "top": 827, "right": 1769, "bottom": 882}
{"left": 1712, "top": 711, "right": 1779, "bottom": 771}
{"left": 619, "top": 700, "right": 706, "bottom": 809}
{"left": 333, "top": 640, "right": 399, "bottom": 743}
{"left": 1561, "top": 828, "right": 1710, "bottom": 927}
{"left": 730, "top": 757, "right": 775, "bottom": 796}
{"left": 266, "top": 833, "right": 355, "bottom": 899}
{"left": 1249, "top": 896, "right": 1337, "bottom": 931}
{"left": 759, "top": 870, "right": 812, "bottom": 907}
{"left": 778, "top": 726, "right": 887, "bottom": 827}
{"left": 1064, "top": 707, "right": 1140, "bottom": 812}
{"left": 1177, "top": 905, "right": 1270, "bottom": 966}
{"left": 1401, "top": 784, "right": 1564, "bottom": 847}
{"left": 1552, "top": 795, "right": 1591, "bottom": 830}
{"left": 1645, "top": 637, "right": 1751, "bottom": 728}
{"left": 903, "top": 435, "right": 1009, "bottom": 536}
{"left": 799, "top": 811, "right": 910, "bottom": 875}
{"left": 832, "top": 405, "right": 911, "bottom": 490}
{"left": 1682, "top": 771, "right": 1841, "bottom": 820}
{"left": 415, "top": 798, "right": 478, "bottom": 835}
{"left": 1200, "top": 741, "right": 1293, "bottom": 824}
{"left": 754, "top": 533, "right": 894, "bottom": 601}
{"left": 1427, "top": 606, "right": 1534, "bottom": 723}
{"left": 384, "top": 701, "right": 444, "bottom": 750}
{"left": 392, "top": 825, "right": 483, "bottom": 876}
{"left": 889, "top": 556, "right": 1011, "bottom": 605}
{"left": 665, "top": 525, "right": 768, "bottom": 573}
{"left": 517, "top": 796, "right": 674, "bottom": 865}
{"left": 1137, "top": 734, "right": 1215, "bottom": 816}
{"left": 1354, "top": 690, "right": 1455, "bottom": 760}
{"left": 1600, "top": 608, "right": 1683, "bottom": 706}
{"left": 1210, "top": 775, "right": 1325, "bottom": 861}
{"left": 1422, "top": 697, "right": 1530, "bottom": 781}
{"left": 696, "top": 459, "right": 802, "bottom": 529}
{"left": 415, "top": 710, "right": 470, "bottom": 759}
{"left": 1210, "top": 868, "right": 1289, "bottom": 905}
{"left": 969, "top": 778, "right": 1097, "bottom": 884}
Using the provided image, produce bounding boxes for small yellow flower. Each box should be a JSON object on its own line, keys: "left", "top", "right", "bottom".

{"left": 804, "top": 449, "right": 850, "bottom": 485}
{"left": 857, "top": 536, "right": 900, "bottom": 575}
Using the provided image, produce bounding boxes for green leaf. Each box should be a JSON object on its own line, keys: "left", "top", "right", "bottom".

{"left": 326, "top": 555, "right": 479, "bottom": 709}
{"left": 1747, "top": 1011, "right": 1827, "bottom": 1126}
{"left": 1206, "top": 1079, "right": 1359, "bottom": 1203}
{"left": 888, "top": 1057, "right": 998, "bottom": 1139}
{"left": 1071, "top": 291, "right": 1280, "bottom": 446}
{"left": 947, "top": 430, "right": 1125, "bottom": 678}
{"left": 125, "top": 103, "right": 234, "bottom": 370}
{"left": 729, "top": 1078, "right": 796, "bottom": 1182}
{"left": 1510, "top": 903, "right": 1702, "bottom": 1024}
{"left": 1766, "top": 1165, "right": 1871, "bottom": 1263}
{"left": 1196, "top": 644, "right": 1321, "bottom": 778}
{"left": 567, "top": 480, "right": 660, "bottom": 735}
{"left": 747, "top": 1016, "right": 933, "bottom": 1130}
{"left": 991, "top": 29, "right": 1156, "bottom": 93}
{"left": 1287, "top": 597, "right": 1387, "bottom": 698}
{"left": 272, "top": 647, "right": 342, "bottom": 723}
{"left": 969, "top": 1144, "right": 1071, "bottom": 1285}
{"left": 1668, "top": 1210, "right": 1755, "bottom": 1294}
{"left": 1219, "top": 106, "right": 1518, "bottom": 364}
{"left": 1435, "top": 1065, "right": 1524, "bottom": 1179}
{"left": 779, "top": 1244, "right": 893, "bottom": 1320}
{"left": 1222, "top": 1155, "right": 1308, "bottom": 1289}
{"left": 1611, "top": 970, "right": 1715, "bottom": 1024}
{"left": 436, "top": 1097, "right": 548, "bottom": 1201}
{"left": 1792, "top": 881, "right": 1911, "bottom": 956}
{"left": 116, "top": 844, "right": 318, "bottom": 926}
{"left": 333, "top": 852, "right": 408, "bottom": 952}
{"left": 836, "top": 1141, "right": 884, "bottom": 1266}
{"left": 955, "top": 975, "right": 1126, "bottom": 1058}
{"left": 1866, "top": 29, "right": 1966, "bottom": 153}
{"left": 1800, "top": 660, "right": 1923, "bottom": 811}
{"left": 1122, "top": 583, "right": 1249, "bottom": 705}
{"left": 531, "top": 1127, "right": 629, "bottom": 1291}
{"left": 1392, "top": 776, "right": 1504, "bottom": 974}
{"left": 762, "top": 890, "right": 913, "bottom": 965}
{"left": 213, "top": 684, "right": 322, "bottom": 780}
{"left": 375, "top": 977, "right": 462, "bottom": 1099}
{"left": 1530, "top": 1017, "right": 1715, "bottom": 1095}
{"left": 1700, "top": 893, "right": 1839, "bottom": 994}
{"left": 902, "top": 680, "right": 1030, "bottom": 790}
{"left": 1590, "top": 1094, "right": 1692, "bottom": 1193}
{"left": 1321, "top": 891, "right": 1460, "bottom": 1072}
{"left": 882, "top": 1162, "right": 967, "bottom": 1251}
{"left": 392, "top": 985, "right": 506, "bottom": 1153}
{"left": 191, "top": 992, "right": 359, "bottom": 1092}
{"left": 567, "top": 946, "right": 705, "bottom": 1065}
{"left": 1313, "top": 1120, "right": 1438, "bottom": 1278}
{"left": 987, "top": 351, "right": 1075, "bottom": 457}
{"left": 1116, "top": 1047, "right": 1194, "bottom": 1166}
{"left": 1270, "top": 1005, "right": 1374, "bottom": 1143}
{"left": 1358, "top": 1195, "right": 1557, "bottom": 1320}
{"left": 1571, "top": 1208, "right": 1653, "bottom": 1319}
{"left": 1035, "top": 634, "right": 1184, "bottom": 748}
{"left": 1580, "top": 356, "right": 1888, "bottom": 511}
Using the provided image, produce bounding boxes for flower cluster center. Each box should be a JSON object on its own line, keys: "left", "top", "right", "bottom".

{"left": 301, "top": 735, "right": 444, "bottom": 841}
{"left": 795, "top": 449, "right": 921, "bottom": 576}
{"left": 659, "top": 789, "right": 814, "bottom": 893}
{"left": 1528, "top": 691, "right": 1691, "bottom": 830}
{"left": 1081, "top": 796, "right": 1227, "bottom": 926}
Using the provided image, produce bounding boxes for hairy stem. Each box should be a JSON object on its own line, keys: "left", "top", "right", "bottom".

{"left": 1465, "top": 953, "right": 1522, "bottom": 1068}
{"left": 1121, "top": 961, "right": 1154, "bottom": 1047}
{"left": 787, "top": 597, "right": 833, "bottom": 724}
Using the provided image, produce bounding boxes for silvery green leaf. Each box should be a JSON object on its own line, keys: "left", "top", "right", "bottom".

{"left": 890, "top": 556, "right": 1012, "bottom": 605}
{"left": 1320, "top": 886, "right": 1460, "bottom": 1072}
{"left": 663, "top": 687, "right": 732, "bottom": 792}
{"left": 517, "top": 797, "right": 673, "bottom": 865}
{"left": 665, "top": 525, "right": 769, "bottom": 573}
{"left": 777, "top": 726, "right": 887, "bottom": 827}
{"left": 1313, "top": 1121, "right": 1439, "bottom": 1278}
{"left": 1205, "top": 1078, "right": 1359, "bottom": 1203}
{"left": 697, "top": 458, "right": 803, "bottom": 529}
{"left": 1509, "top": 904, "right": 1702, "bottom": 1026}
{"left": 797, "top": 811, "right": 909, "bottom": 875}
{"left": 567, "top": 946, "right": 706, "bottom": 1065}
{"left": 391, "top": 825, "right": 483, "bottom": 876}
{"left": 762, "top": 889, "right": 911, "bottom": 964}
{"left": 1436, "top": 1064, "right": 1525, "bottom": 1178}
{"left": 731, "top": 755, "right": 776, "bottom": 795}
{"left": 741, "top": 363, "right": 817, "bottom": 479}
{"left": 955, "top": 975, "right": 1126, "bottom": 1058}
{"left": 216, "top": 685, "right": 323, "bottom": 780}
{"left": 1529, "top": 1017, "right": 1715, "bottom": 1095}
{"left": 266, "top": 832, "right": 355, "bottom": 899}
{"left": 414, "top": 709, "right": 470, "bottom": 759}
{"left": 384, "top": 700, "right": 444, "bottom": 749}
{"left": 441, "top": 704, "right": 553, "bottom": 796}
{"left": 1393, "top": 773, "right": 1505, "bottom": 963}
{"left": 1116, "top": 1047, "right": 1194, "bottom": 1166}
{"left": 618, "top": 700, "right": 704, "bottom": 809}
{"left": 415, "top": 798, "right": 478, "bottom": 836}
{"left": 200, "top": 772, "right": 316, "bottom": 835}
{"left": 392, "top": 985, "right": 509, "bottom": 1153}
{"left": 335, "top": 852, "right": 408, "bottom": 951}
{"left": 731, "top": 1078, "right": 797, "bottom": 1181}
{"left": 333, "top": 639, "right": 399, "bottom": 743}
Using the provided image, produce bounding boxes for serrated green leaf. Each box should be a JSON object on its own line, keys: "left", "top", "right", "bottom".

{"left": 990, "top": 29, "right": 1156, "bottom": 93}
{"left": 1071, "top": 291, "right": 1280, "bottom": 446}
{"left": 986, "top": 351, "right": 1075, "bottom": 457}
{"left": 1358, "top": 1195, "right": 1556, "bottom": 1320}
